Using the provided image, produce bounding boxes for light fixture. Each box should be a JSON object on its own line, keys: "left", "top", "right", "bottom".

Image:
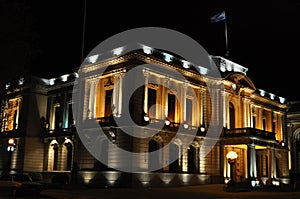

{"left": 144, "top": 114, "right": 150, "bottom": 122}
{"left": 142, "top": 46, "right": 153, "bottom": 54}
{"left": 61, "top": 74, "right": 69, "bottom": 82}
{"left": 279, "top": 97, "right": 286, "bottom": 104}
{"left": 87, "top": 54, "right": 99, "bottom": 63}
{"left": 49, "top": 78, "right": 55, "bottom": 86}
{"left": 200, "top": 125, "right": 205, "bottom": 132}
{"left": 198, "top": 66, "right": 208, "bottom": 75}
{"left": 183, "top": 122, "right": 189, "bottom": 129}
{"left": 18, "top": 78, "right": 25, "bottom": 85}
{"left": 112, "top": 47, "right": 124, "bottom": 56}
{"left": 163, "top": 53, "right": 173, "bottom": 62}
{"left": 269, "top": 93, "right": 275, "bottom": 100}
{"left": 226, "top": 151, "right": 238, "bottom": 162}
{"left": 165, "top": 119, "right": 170, "bottom": 126}
{"left": 259, "top": 89, "right": 265, "bottom": 97}
{"left": 182, "top": 60, "right": 190, "bottom": 69}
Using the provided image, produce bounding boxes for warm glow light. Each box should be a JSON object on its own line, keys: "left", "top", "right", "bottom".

{"left": 8, "top": 138, "right": 15, "bottom": 145}
{"left": 200, "top": 126, "right": 205, "bottom": 132}
{"left": 226, "top": 151, "right": 238, "bottom": 160}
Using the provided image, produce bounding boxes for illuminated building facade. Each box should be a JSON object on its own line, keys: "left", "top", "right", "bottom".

{"left": 0, "top": 46, "right": 290, "bottom": 187}
{"left": 287, "top": 101, "right": 300, "bottom": 179}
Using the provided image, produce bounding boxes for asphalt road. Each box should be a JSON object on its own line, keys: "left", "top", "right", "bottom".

{"left": 1, "top": 184, "right": 300, "bottom": 199}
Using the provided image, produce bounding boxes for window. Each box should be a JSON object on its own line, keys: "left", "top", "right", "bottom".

{"left": 169, "top": 143, "right": 180, "bottom": 173}
{"left": 186, "top": 98, "right": 192, "bottom": 125}
{"left": 53, "top": 145, "right": 59, "bottom": 171}
{"left": 229, "top": 102, "right": 235, "bottom": 129}
{"left": 148, "top": 139, "right": 160, "bottom": 172}
{"left": 168, "top": 93, "right": 176, "bottom": 122}
{"left": 1, "top": 98, "right": 22, "bottom": 132}
{"left": 252, "top": 116, "right": 256, "bottom": 129}
{"left": 262, "top": 118, "right": 266, "bottom": 131}
{"left": 148, "top": 88, "right": 157, "bottom": 118}
{"left": 187, "top": 146, "right": 196, "bottom": 173}
{"left": 105, "top": 90, "right": 113, "bottom": 117}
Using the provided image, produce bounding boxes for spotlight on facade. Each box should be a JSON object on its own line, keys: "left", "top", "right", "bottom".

{"left": 112, "top": 47, "right": 124, "bottom": 56}
{"left": 5, "top": 83, "right": 10, "bottom": 90}
{"left": 269, "top": 93, "right": 275, "bottom": 100}
{"left": 142, "top": 45, "right": 153, "bottom": 54}
{"left": 61, "top": 74, "right": 69, "bottom": 82}
{"left": 87, "top": 54, "right": 99, "bottom": 63}
{"left": 18, "top": 78, "right": 25, "bottom": 85}
{"left": 198, "top": 66, "right": 208, "bottom": 75}
{"left": 163, "top": 53, "right": 173, "bottom": 62}
{"left": 49, "top": 78, "right": 55, "bottom": 86}
{"left": 182, "top": 60, "right": 190, "bottom": 69}
{"left": 279, "top": 97, "right": 286, "bottom": 104}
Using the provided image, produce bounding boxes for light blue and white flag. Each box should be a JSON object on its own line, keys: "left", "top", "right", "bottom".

{"left": 210, "top": 11, "right": 226, "bottom": 23}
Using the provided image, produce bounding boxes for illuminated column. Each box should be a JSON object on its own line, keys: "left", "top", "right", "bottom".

{"left": 112, "top": 74, "right": 119, "bottom": 116}
{"left": 143, "top": 70, "right": 150, "bottom": 114}
{"left": 248, "top": 144, "right": 257, "bottom": 178}
{"left": 271, "top": 147, "right": 276, "bottom": 178}
{"left": 163, "top": 77, "right": 169, "bottom": 118}
{"left": 88, "top": 80, "right": 96, "bottom": 119}
{"left": 118, "top": 73, "right": 124, "bottom": 116}
{"left": 221, "top": 91, "right": 228, "bottom": 128}
{"left": 183, "top": 81, "right": 187, "bottom": 122}
{"left": 200, "top": 88, "right": 205, "bottom": 126}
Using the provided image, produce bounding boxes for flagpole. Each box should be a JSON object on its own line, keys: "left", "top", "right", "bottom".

{"left": 81, "top": 0, "right": 87, "bottom": 63}
{"left": 224, "top": 11, "right": 229, "bottom": 57}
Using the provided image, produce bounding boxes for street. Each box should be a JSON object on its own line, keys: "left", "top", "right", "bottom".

{"left": 1, "top": 184, "right": 300, "bottom": 199}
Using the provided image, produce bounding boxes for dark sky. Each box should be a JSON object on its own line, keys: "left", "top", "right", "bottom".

{"left": 0, "top": 0, "right": 300, "bottom": 101}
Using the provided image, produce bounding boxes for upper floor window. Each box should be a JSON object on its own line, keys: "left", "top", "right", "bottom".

{"left": 168, "top": 93, "right": 176, "bottom": 122}
{"left": 1, "top": 97, "right": 22, "bottom": 132}
{"left": 148, "top": 88, "right": 157, "bottom": 118}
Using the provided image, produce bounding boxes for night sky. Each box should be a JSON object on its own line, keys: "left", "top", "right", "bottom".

{"left": 0, "top": 0, "right": 299, "bottom": 101}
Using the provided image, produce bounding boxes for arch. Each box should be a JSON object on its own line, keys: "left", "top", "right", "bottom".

{"left": 94, "top": 139, "right": 109, "bottom": 171}
{"left": 169, "top": 142, "right": 180, "bottom": 173}
{"left": 224, "top": 72, "right": 256, "bottom": 91}
{"left": 148, "top": 139, "right": 160, "bottom": 172}
{"left": 187, "top": 145, "right": 197, "bottom": 174}
{"left": 62, "top": 139, "right": 74, "bottom": 171}
{"left": 48, "top": 141, "right": 59, "bottom": 171}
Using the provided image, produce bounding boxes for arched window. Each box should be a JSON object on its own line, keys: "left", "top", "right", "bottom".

{"left": 148, "top": 139, "right": 160, "bottom": 172}
{"left": 94, "top": 140, "right": 109, "bottom": 171}
{"left": 169, "top": 143, "right": 180, "bottom": 173}
{"left": 65, "top": 142, "right": 73, "bottom": 171}
{"left": 229, "top": 102, "right": 235, "bottom": 129}
{"left": 187, "top": 145, "right": 196, "bottom": 174}
{"left": 53, "top": 144, "right": 59, "bottom": 171}
{"left": 296, "top": 133, "right": 300, "bottom": 173}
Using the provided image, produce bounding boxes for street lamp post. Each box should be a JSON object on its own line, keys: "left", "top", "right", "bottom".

{"left": 226, "top": 150, "right": 238, "bottom": 184}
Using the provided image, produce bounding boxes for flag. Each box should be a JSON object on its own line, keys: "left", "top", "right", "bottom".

{"left": 210, "top": 11, "right": 226, "bottom": 23}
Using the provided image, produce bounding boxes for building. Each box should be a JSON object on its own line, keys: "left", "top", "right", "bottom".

{"left": 287, "top": 101, "right": 300, "bottom": 183}
{"left": 0, "top": 45, "right": 290, "bottom": 187}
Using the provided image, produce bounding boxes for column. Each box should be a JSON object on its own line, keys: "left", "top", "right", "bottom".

{"left": 183, "top": 81, "right": 187, "bottom": 122}
{"left": 88, "top": 79, "right": 96, "bottom": 119}
{"left": 163, "top": 77, "right": 169, "bottom": 118}
{"left": 118, "top": 73, "right": 124, "bottom": 116}
{"left": 112, "top": 74, "right": 119, "bottom": 116}
{"left": 221, "top": 91, "right": 228, "bottom": 128}
{"left": 143, "top": 70, "right": 150, "bottom": 114}
{"left": 248, "top": 144, "right": 257, "bottom": 178}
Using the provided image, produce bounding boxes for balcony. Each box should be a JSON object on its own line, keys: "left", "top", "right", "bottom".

{"left": 43, "top": 127, "right": 76, "bottom": 137}
{"left": 223, "top": 127, "right": 276, "bottom": 140}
